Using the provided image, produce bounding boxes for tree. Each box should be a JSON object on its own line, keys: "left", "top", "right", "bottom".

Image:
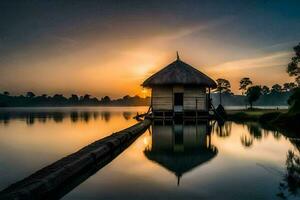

{"left": 52, "top": 94, "right": 67, "bottom": 105}
{"left": 296, "top": 76, "right": 300, "bottom": 87}
{"left": 70, "top": 94, "right": 79, "bottom": 100}
{"left": 83, "top": 94, "right": 91, "bottom": 100}
{"left": 287, "top": 88, "right": 300, "bottom": 113}
{"left": 287, "top": 43, "right": 300, "bottom": 84}
{"left": 69, "top": 94, "right": 79, "bottom": 104}
{"left": 101, "top": 96, "right": 111, "bottom": 104}
{"left": 215, "top": 78, "right": 231, "bottom": 105}
{"left": 283, "top": 82, "right": 297, "bottom": 92}
{"left": 289, "top": 82, "right": 297, "bottom": 90}
{"left": 26, "top": 91, "right": 35, "bottom": 98}
{"left": 3, "top": 91, "right": 10, "bottom": 96}
{"left": 239, "top": 77, "right": 253, "bottom": 95}
{"left": 82, "top": 94, "right": 92, "bottom": 105}
{"left": 283, "top": 83, "right": 289, "bottom": 92}
{"left": 123, "top": 95, "right": 130, "bottom": 100}
{"left": 271, "top": 84, "right": 282, "bottom": 93}
{"left": 90, "top": 97, "right": 99, "bottom": 105}
{"left": 261, "top": 86, "right": 270, "bottom": 95}
{"left": 246, "top": 86, "right": 262, "bottom": 109}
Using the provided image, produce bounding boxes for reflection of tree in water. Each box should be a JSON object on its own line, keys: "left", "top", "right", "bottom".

{"left": 214, "top": 121, "right": 232, "bottom": 138}
{"left": 276, "top": 137, "right": 300, "bottom": 199}
{"left": 26, "top": 114, "right": 35, "bottom": 125}
{"left": 81, "top": 112, "right": 91, "bottom": 123}
{"left": 246, "top": 123, "right": 262, "bottom": 140}
{"left": 0, "top": 113, "right": 10, "bottom": 125}
{"left": 241, "top": 123, "right": 284, "bottom": 148}
{"left": 38, "top": 117, "right": 47, "bottom": 123}
{"left": 101, "top": 112, "right": 111, "bottom": 122}
{"left": 262, "top": 129, "right": 269, "bottom": 138}
{"left": 70, "top": 112, "right": 79, "bottom": 123}
{"left": 1, "top": 120, "right": 9, "bottom": 125}
{"left": 290, "top": 140, "right": 300, "bottom": 153}
{"left": 122, "top": 112, "right": 132, "bottom": 120}
{"left": 278, "top": 150, "right": 300, "bottom": 199}
{"left": 53, "top": 112, "right": 64, "bottom": 123}
{"left": 273, "top": 131, "right": 282, "bottom": 140}
{"left": 0, "top": 111, "right": 115, "bottom": 125}
{"left": 240, "top": 134, "right": 254, "bottom": 148}
{"left": 93, "top": 112, "right": 99, "bottom": 120}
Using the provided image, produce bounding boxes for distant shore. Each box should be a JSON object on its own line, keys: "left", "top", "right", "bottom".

{"left": 0, "top": 92, "right": 291, "bottom": 108}
{"left": 0, "top": 105, "right": 289, "bottom": 108}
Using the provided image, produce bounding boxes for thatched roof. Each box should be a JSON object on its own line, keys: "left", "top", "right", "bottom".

{"left": 142, "top": 55, "right": 217, "bottom": 88}
{"left": 144, "top": 147, "right": 217, "bottom": 176}
{"left": 144, "top": 146, "right": 217, "bottom": 185}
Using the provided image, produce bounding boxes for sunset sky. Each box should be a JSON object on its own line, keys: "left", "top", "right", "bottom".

{"left": 0, "top": 0, "right": 299, "bottom": 98}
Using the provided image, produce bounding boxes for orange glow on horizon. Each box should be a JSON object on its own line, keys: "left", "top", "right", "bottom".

{"left": 0, "top": 31, "right": 294, "bottom": 98}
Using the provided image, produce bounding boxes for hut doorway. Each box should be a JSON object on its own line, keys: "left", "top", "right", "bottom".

{"left": 174, "top": 93, "right": 183, "bottom": 112}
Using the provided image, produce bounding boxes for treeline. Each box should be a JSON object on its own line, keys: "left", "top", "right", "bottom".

{"left": 213, "top": 42, "right": 300, "bottom": 109}
{"left": 0, "top": 90, "right": 293, "bottom": 107}
{"left": 213, "top": 77, "right": 297, "bottom": 108}
{"left": 211, "top": 91, "right": 292, "bottom": 107}
{"left": 0, "top": 92, "right": 150, "bottom": 107}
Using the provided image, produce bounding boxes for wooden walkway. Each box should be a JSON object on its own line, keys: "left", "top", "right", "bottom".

{"left": 0, "top": 119, "right": 151, "bottom": 200}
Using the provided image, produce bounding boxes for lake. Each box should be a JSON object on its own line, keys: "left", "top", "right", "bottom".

{"left": 0, "top": 107, "right": 299, "bottom": 200}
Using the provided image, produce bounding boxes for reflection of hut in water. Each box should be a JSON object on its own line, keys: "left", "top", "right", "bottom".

{"left": 144, "top": 120, "right": 217, "bottom": 185}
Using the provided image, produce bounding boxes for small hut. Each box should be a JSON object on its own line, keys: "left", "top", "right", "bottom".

{"left": 142, "top": 53, "right": 217, "bottom": 117}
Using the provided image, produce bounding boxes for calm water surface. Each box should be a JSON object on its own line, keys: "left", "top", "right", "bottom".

{"left": 0, "top": 107, "right": 299, "bottom": 200}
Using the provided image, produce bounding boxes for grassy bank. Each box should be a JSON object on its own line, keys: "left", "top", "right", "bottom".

{"left": 226, "top": 108, "right": 299, "bottom": 134}
{"left": 226, "top": 109, "right": 286, "bottom": 121}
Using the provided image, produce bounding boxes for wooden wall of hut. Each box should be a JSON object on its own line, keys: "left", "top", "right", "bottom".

{"left": 151, "top": 86, "right": 207, "bottom": 111}
{"left": 183, "top": 87, "right": 206, "bottom": 111}
{"left": 152, "top": 86, "right": 173, "bottom": 110}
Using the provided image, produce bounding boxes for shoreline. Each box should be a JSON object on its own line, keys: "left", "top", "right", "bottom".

{"left": 226, "top": 109, "right": 299, "bottom": 136}
{"left": 0, "top": 105, "right": 289, "bottom": 110}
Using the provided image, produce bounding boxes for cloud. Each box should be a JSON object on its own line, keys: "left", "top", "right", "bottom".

{"left": 152, "top": 17, "right": 233, "bottom": 42}
{"left": 212, "top": 51, "right": 292, "bottom": 72}
{"left": 51, "top": 36, "right": 78, "bottom": 46}
{"left": 257, "top": 40, "right": 299, "bottom": 52}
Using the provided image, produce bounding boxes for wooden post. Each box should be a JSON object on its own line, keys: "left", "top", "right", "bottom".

{"left": 208, "top": 88, "right": 211, "bottom": 111}
{"left": 196, "top": 98, "right": 198, "bottom": 118}
{"left": 172, "top": 86, "right": 174, "bottom": 118}
{"left": 150, "top": 89, "right": 153, "bottom": 117}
